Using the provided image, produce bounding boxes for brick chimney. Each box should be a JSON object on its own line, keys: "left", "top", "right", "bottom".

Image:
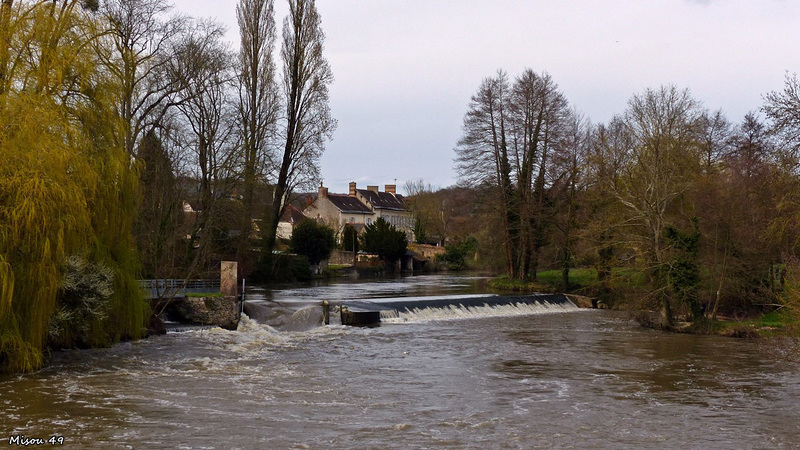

{"left": 349, "top": 181, "right": 357, "bottom": 196}
{"left": 318, "top": 185, "right": 328, "bottom": 198}
{"left": 367, "top": 185, "right": 379, "bottom": 193}
{"left": 385, "top": 184, "right": 396, "bottom": 195}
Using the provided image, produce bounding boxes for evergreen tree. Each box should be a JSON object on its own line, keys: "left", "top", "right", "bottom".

{"left": 362, "top": 218, "right": 408, "bottom": 265}
{"left": 290, "top": 220, "right": 335, "bottom": 265}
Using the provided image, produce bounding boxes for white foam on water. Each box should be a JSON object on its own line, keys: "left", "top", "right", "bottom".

{"left": 367, "top": 293, "right": 499, "bottom": 303}
{"left": 380, "top": 300, "right": 580, "bottom": 324}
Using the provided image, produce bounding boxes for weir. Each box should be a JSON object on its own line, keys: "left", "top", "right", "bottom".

{"left": 339, "top": 293, "right": 578, "bottom": 326}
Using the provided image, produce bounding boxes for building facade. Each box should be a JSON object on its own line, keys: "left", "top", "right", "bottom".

{"left": 303, "top": 182, "right": 415, "bottom": 240}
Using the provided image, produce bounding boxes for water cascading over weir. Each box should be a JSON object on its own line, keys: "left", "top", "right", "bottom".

{"left": 336, "top": 293, "right": 579, "bottom": 326}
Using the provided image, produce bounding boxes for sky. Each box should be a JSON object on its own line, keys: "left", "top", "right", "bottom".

{"left": 169, "top": 0, "right": 800, "bottom": 194}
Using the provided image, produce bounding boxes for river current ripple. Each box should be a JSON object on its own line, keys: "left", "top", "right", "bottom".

{"left": 2, "top": 275, "right": 799, "bottom": 448}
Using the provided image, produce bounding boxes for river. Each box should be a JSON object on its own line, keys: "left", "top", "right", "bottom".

{"left": 2, "top": 274, "right": 799, "bottom": 448}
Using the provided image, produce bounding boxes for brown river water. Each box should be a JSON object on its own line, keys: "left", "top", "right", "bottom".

{"left": 2, "top": 274, "right": 799, "bottom": 449}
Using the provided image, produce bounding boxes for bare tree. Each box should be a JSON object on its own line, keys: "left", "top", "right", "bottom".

{"left": 455, "top": 71, "right": 518, "bottom": 277}
{"left": 456, "top": 69, "right": 571, "bottom": 280}
{"left": 507, "top": 70, "right": 569, "bottom": 279}
{"left": 697, "top": 109, "right": 733, "bottom": 172}
{"left": 237, "top": 0, "right": 279, "bottom": 254}
{"left": 170, "top": 19, "right": 237, "bottom": 230}
{"left": 262, "top": 0, "right": 335, "bottom": 258}
{"left": 764, "top": 72, "right": 800, "bottom": 158}
{"left": 98, "top": 0, "right": 187, "bottom": 157}
{"left": 551, "top": 109, "right": 592, "bottom": 289}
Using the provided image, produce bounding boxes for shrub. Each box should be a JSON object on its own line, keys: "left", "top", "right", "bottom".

{"left": 291, "top": 220, "right": 336, "bottom": 265}
{"left": 48, "top": 256, "right": 114, "bottom": 349}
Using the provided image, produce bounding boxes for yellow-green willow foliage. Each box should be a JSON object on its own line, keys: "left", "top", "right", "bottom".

{"left": 0, "top": 1, "right": 146, "bottom": 373}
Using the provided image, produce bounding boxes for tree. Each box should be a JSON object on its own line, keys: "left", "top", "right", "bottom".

{"left": 697, "top": 109, "right": 733, "bottom": 173}
{"left": 362, "top": 218, "right": 408, "bottom": 265}
{"left": 0, "top": 1, "right": 145, "bottom": 373}
{"left": 237, "top": 0, "right": 279, "bottom": 260}
{"left": 262, "top": 0, "right": 336, "bottom": 262}
{"left": 290, "top": 219, "right": 335, "bottom": 265}
{"left": 98, "top": 0, "right": 187, "bottom": 157}
{"left": 455, "top": 71, "right": 517, "bottom": 277}
{"left": 135, "top": 129, "right": 182, "bottom": 279}
{"left": 166, "top": 18, "right": 241, "bottom": 276}
{"left": 764, "top": 72, "right": 800, "bottom": 157}
{"left": 455, "top": 69, "right": 570, "bottom": 280}
{"left": 404, "top": 179, "right": 445, "bottom": 245}
{"left": 600, "top": 85, "right": 703, "bottom": 327}
{"left": 551, "top": 109, "right": 591, "bottom": 289}
{"left": 764, "top": 73, "right": 800, "bottom": 260}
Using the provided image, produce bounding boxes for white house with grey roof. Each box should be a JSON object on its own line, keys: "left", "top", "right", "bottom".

{"left": 303, "top": 182, "right": 415, "bottom": 240}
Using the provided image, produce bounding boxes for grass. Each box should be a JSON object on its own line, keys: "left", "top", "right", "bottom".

{"left": 185, "top": 292, "right": 224, "bottom": 298}
{"left": 491, "top": 267, "right": 647, "bottom": 294}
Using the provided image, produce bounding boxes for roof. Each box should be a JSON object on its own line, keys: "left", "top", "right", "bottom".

{"left": 327, "top": 194, "right": 374, "bottom": 214}
{"left": 280, "top": 204, "right": 307, "bottom": 224}
{"left": 357, "top": 189, "right": 406, "bottom": 211}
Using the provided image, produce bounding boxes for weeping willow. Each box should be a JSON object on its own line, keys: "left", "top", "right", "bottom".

{"left": 0, "top": 1, "right": 146, "bottom": 373}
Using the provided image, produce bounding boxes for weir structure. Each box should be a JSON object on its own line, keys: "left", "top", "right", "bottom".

{"left": 336, "top": 293, "right": 578, "bottom": 326}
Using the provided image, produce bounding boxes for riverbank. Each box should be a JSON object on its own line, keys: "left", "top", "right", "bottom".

{"left": 488, "top": 268, "right": 799, "bottom": 340}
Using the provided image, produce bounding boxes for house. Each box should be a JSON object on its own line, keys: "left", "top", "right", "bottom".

{"left": 303, "top": 182, "right": 415, "bottom": 241}
{"left": 276, "top": 204, "right": 308, "bottom": 240}
{"left": 351, "top": 183, "right": 414, "bottom": 236}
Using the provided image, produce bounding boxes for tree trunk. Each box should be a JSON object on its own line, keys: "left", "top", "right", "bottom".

{"left": 660, "top": 295, "right": 673, "bottom": 329}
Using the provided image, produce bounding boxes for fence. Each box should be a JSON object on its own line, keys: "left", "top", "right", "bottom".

{"left": 139, "top": 279, "right": 221, "bottom": 299}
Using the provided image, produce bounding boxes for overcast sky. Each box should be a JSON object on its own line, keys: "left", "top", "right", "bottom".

{"left": 170, "top": 0, "right": 800, "bottom": 194}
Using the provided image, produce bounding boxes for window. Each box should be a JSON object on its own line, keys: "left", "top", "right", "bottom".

{"left": 350, "top": 216, "right": 355, "bottom": 223}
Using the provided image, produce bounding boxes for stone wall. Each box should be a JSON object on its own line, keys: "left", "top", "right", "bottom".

{"left": 164, "top": 296, "right": 240, "bottom": 330}
{"left": 408, "top": 243, "right": 446, "bottom": 260}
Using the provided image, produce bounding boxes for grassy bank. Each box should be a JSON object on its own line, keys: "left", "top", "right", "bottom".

{"left": 490, "top": 267, "right": 800, "bottom": 340}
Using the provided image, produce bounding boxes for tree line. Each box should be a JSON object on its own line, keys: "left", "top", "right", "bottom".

{"left": 447, "top": 69, "right": 800, "bottom": 328}
{"left": 0, "top": 0, "right": 333, "bottom": 373}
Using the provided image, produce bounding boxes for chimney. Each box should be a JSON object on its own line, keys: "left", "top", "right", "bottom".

{"left": 367, "top": 185, "right": 379, "bottom": 193}
{"left": 349, "top": 181, "right": 357, "bottom": 196}
{"left": 318, "top": 185, "right": 328, "bottom": 198}
{"left": 385, "top": 184, "right": 396, "bottom": 195}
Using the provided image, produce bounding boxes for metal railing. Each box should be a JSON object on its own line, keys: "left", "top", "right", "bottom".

{"left": 139, "top": 279, "right": 221, "bottom": 299}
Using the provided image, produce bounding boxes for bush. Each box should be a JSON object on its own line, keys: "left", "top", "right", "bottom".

{"left": 437, "top": 237, "right": 477, "bottom": 270}
{"left": 48, "top": 256, "right": 114, "bottom": 349}
{"left": 291, "top": 220, "right": 336, "bottom": 265}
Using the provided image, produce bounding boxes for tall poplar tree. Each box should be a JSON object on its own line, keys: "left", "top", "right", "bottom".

{"left": 262, "top": 0, "right": 335, "bottom": 260}
{"left": 237, "top": 0, "right": 279, "bottom": 261}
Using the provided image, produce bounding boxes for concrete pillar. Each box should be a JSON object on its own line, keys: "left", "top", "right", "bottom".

{"left": 221, "top": 261, "right": 238, "bottom": 296}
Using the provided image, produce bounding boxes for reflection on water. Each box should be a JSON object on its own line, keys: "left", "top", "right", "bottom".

{"left": 2, "top": 274, "right": 799, "bottom": 448}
